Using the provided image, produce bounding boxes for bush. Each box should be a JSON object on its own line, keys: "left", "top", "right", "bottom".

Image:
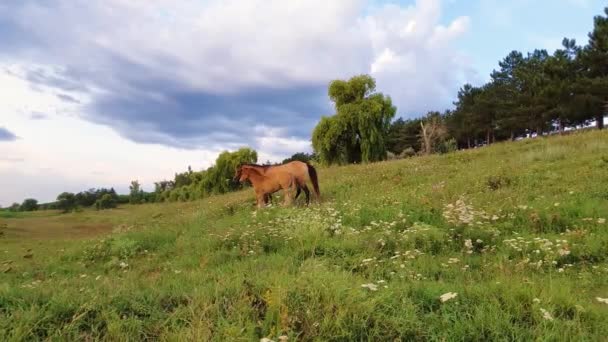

{"left": 95, "top": 194, "right": 117, "bottom": 210}
{"left": 399, "top": 147, "right": 416, "bottom": 158}
{"left": 437, "top": 138, "right": 458, "bottom": 154}
{"left": 20, "top": 198, "right": 39, "bottom": 211}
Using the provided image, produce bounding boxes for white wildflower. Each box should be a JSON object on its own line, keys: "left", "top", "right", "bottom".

{"left": 598, "top": 218, "right": 606, "bottom": 224}
{"left": 596, "top": 297, "right": 608, "bottom": 304}
{"left": 260, "top": 338, "right": 275, "bottom": 342}
{"left": 119, "top": 261, "right": 128, "bottom": 269}
{"left": 533, "top": 298, "right": 541, "bottom": 303}
{"left": 464, "top": 239, "right": 473, "bottom": 249}
{"left": 361, "top": 283, "right": 378, "bottom": 291}
{"left": 540, "top": 308, "right": 554, "bottom": 321}
{"left": 439, "top": 292, "right": 458, "bottom": 303}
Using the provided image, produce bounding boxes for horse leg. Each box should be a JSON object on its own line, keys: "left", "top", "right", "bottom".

{"left": 256, "top": 192, "right": 266, "bottom": 209}
{"left": 301, "top": 185, "right": 310, "bottom": 205}
{"left": 295, "top": 186, "right": 301, "bottom": 200}
{"left": 283, "top": 181, "right": 295, "bottom": 207}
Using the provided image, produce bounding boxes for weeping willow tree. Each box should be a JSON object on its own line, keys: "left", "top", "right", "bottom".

{"left": 312, "top": 75, "right": 396, "bottom": 165}
{"left": 199, "top": 147, "right": 258, "bottom": 195}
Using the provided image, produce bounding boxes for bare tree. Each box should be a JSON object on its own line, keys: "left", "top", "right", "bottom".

{"left": 419, "top": 116, "right": 447, "bottom": 155}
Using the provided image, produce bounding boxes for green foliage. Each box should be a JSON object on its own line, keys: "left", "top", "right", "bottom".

{"left": 155, "top": 147, "right": 258, "bottom": 203}
{"left": 312, "top": 74, "right": 396, "bottom": 165}
{"left": 95, "top": 194, "right": 117, "bottom": 210}
{"left": 437, "top": 138, "right": 458, "bottom": 154}
{"left": 129, "top": 181, "right": 144, "bottom": 204}
{"left": 56, "top": 192, "right": 77, "bottom": 213}
{"left": 282, "top": 152, "right": 316, "bottom": 164}
{"left": 19, "top": 198, "right": 38, "bottom": 212}
{"left": 387, "top": 118, "right": 422, "bottom": 154}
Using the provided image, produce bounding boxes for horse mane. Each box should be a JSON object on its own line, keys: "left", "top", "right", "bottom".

{"left": 240, "top": 163, "right": 273, "bottom": 169}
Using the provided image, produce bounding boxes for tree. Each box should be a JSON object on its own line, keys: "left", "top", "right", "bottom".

{"left": 515, "top": 49, "right": 552, "bottom": 135}
{"left": 201, "top": 147, "right": 258, "bottom": 194}
{"left": 541, "top": 39, "right": 585, "bottom": 132}
{"left": 386, "top": 118, "right": 423, "bottom": 154}
{"left": 20, "top": 198, "right": 39, "bottom": 212}
{"left": 56, "top": 192, "right": 76, "bottom": 213}
{"left": 490, "top": 51, "right": 527, "bottom": 140}
{"left": 419, "top": 112, "right": 448, "bottom": 155}
{"left": 95, "top": 194, "right": 117, "bottom": 210}
{"left": 312, "top": 74, "right": 396, "bottom": 165}
{"left": 282, "top": 152, "right": 316, "bottom": 164}
{"left": 450, "top": 84, "right": 484, "bottom": 146}
{"left": 579, "top": 7, "right": 608, "bottom": 129}
{"left": 129, "top": 180, "right": 144, "bottom": 204}
{"left": 8, "top": 203, "right": 20, "bottom": 212}
{"left": 75, "top": 189, "right": 97, "bottom": 207}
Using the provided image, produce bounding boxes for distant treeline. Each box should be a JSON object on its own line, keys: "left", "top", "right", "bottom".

{"left": 0, "top": 149, "right": 317, "bottom": 212}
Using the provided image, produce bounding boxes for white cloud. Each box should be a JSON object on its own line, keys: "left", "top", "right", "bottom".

{"left": 0, "top": 0, "right": 474, "bottom": 204}
{"left": 366, "top": 1, "right": 473, "bottom": 114}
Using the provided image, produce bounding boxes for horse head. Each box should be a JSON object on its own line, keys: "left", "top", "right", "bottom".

{"left": 234, "top": 164, "right": 253, "bottom": 183}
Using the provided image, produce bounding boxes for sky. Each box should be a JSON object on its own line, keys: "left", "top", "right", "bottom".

{"left": 0, "top": 0, "right": 605, "bottom": 206}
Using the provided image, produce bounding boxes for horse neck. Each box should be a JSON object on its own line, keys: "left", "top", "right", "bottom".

{"left": 245, "top": 169, "right": 265, "bottom": 185}
{"left": 250, "top": 165, "right": 270, "bottom": 174}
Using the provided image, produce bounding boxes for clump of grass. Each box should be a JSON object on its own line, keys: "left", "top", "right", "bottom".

{"left": 486, "top": 174, "right": 512, "bottom": 191}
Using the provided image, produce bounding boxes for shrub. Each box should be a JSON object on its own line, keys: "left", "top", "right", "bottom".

{"left": 95, "top": 194, "right": 117, "bottom": 210}
{"left": 399, "top": 147, "right": 416, "bottom": 158}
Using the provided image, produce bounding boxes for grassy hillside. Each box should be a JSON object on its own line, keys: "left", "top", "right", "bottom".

{"left": 1, "top": 130, "right": 608, "bottom": 341}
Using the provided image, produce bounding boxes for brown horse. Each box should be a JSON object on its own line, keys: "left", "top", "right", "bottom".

{"left": 234, "top": 164, "right": 297, "bottom": 208}
{"left": 234, "top": 161, "right": 320, "bottom": 206}
{"left": 237, "top": 160, "right": 321, "bottom": 205}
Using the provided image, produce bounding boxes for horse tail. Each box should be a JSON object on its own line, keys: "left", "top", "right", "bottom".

{"left": 306, "top": 163, "right": 320, "bottom": 200}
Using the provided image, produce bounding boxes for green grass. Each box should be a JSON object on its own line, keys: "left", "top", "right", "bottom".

{"left": 1, "top": 130, "right": 608, "bottom": 341}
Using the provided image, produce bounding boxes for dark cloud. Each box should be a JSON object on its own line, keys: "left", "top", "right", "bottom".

{"left": 1, "top": 4, "right": 330, "bottom": 150}
{"left": 84, "top": 79, "right": 328, "bottom": 148}
{"left": 25, "top": 68, "right": 90, "bottom": 93}
{"left": 57, "top": 93, "right": 81, "bottom": 104}
{"left": 0, "top": 127, "right": 18, "bottom": 141}
{"left": 0, "top": 0, "right": 473, "bottom": 153}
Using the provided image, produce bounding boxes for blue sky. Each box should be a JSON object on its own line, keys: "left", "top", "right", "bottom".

{"left": 0, "top": 0, "right": 605, "bottom": 205}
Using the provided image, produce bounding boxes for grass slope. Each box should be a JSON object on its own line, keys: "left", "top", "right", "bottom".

{"left": 1, "top": 130, "right": 608, "bottom": 341}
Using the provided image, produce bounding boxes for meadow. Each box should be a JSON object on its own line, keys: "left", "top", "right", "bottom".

{"left": 1, "top": 130, "right": 608, "bottom": 341}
